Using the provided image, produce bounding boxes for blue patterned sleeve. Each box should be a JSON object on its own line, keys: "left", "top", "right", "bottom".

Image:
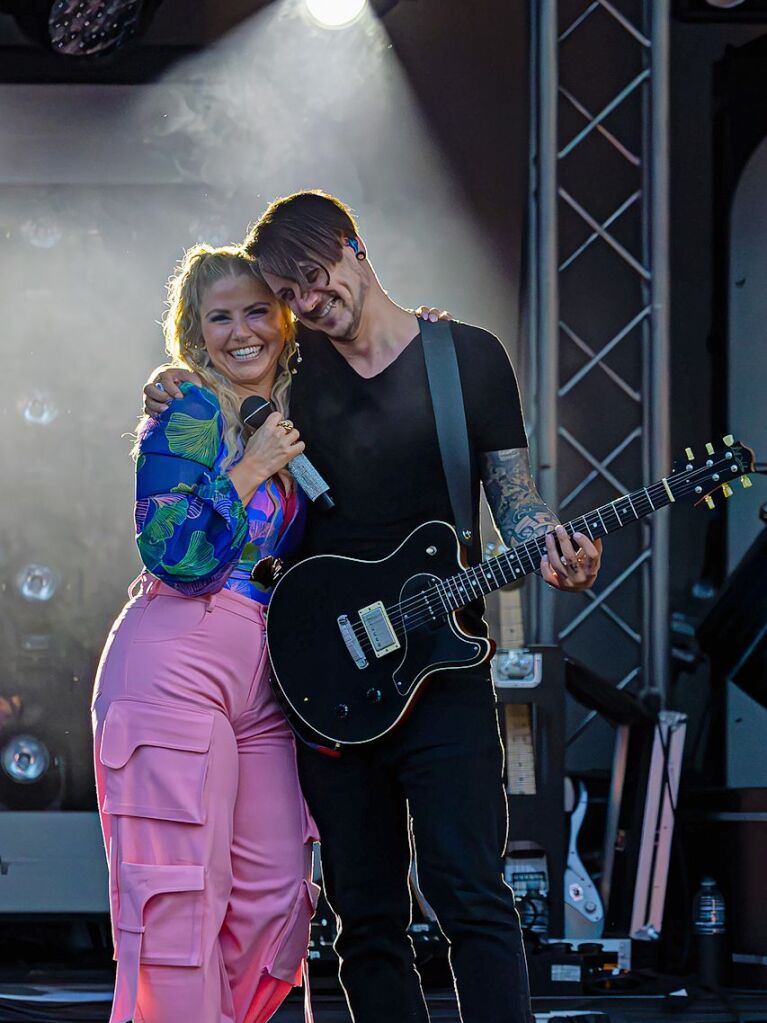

{"left": 135, "top": 383, "right": 248, "bottom": 595}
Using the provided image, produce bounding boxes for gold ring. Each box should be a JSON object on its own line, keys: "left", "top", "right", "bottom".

{"left": 277, "top": 419, "right": 293, "bottom": 434}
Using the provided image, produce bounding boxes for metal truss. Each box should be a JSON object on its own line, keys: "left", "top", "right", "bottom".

{"left": 528, "top": 0, "right": 670, "bottom": 733}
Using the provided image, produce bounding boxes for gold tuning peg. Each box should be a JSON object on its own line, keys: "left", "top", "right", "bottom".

{"left": 723, "top": 434, "right": 734, "bottom": 446}
{"left": 722, "top": 483, "right": 733, "bottom": 498}
{"left": 741, "top": 476, "right": 752, "bottom": 489}
{"left": 705, "top": 495, "right": 715, "bottom": 510}
{"left": 705, "top": 442, "right": 715, "bottom": 456}
{"left": 685, "top": 447, "right": 694, "bottom": 461}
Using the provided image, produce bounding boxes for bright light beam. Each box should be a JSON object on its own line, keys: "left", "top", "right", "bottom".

{"left": 305, "top": 0, "right": 368, "bottom": 29}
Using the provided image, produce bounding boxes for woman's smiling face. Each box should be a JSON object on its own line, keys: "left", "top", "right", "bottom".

{"left": 199, "top": 273, "right": 288, "bottom": 397}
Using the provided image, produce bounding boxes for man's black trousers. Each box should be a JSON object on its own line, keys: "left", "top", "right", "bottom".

{"left": 296, "top": 667, "right": 534, "bottom": 1023}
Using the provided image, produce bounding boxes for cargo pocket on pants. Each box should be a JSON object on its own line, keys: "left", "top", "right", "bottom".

{"left": 268, "top": 879, "right": 321, "bottom": 985}
{"left": 109, "top": 863, "right": 206, "bottom": 1023}
{"left": 99, "top": 700, "right": 215, "bottom": 824}
{"left": 119, "top": 861, "right": 206, "bottom": 966}
{"left": 266, "top": 792, "right": 322, "bottom": 984}
{"left": 97, "top": 700, "right": 215, "bottom": 1023}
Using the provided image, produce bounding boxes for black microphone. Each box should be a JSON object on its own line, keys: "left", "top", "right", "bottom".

{"left": 240, "top": 396, "right": 335, "bottom": 510}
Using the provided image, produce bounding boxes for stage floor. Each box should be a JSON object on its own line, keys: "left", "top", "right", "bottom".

{"left": 274, "top": 990, "right": 767, "bottom": 1021}
{"left": 1, "top": 985, "right": 766, "bottom": 1023}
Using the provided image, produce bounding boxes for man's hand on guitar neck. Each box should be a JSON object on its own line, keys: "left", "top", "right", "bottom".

{"left": 540, "top": 524, "right": 602, "bottom": 592}
{"left": 480, "top": 448, "right": 603, "bottom": 592}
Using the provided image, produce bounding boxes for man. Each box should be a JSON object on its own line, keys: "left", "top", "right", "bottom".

{"left": 147, "top": 191, "right": 602, "bottom": 1023}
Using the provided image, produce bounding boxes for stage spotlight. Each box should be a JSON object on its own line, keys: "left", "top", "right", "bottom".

{"left": 16, "top": 564, "right": 59, "bottom": 603}
{"left": 5, "top": 0, "right": 165, "bottom": 57}
{"left": 305, "top": 0, "right": 367, "bottom": 28}
{"left": 0, "top": 731, "right": 63, "bottom": 810}
{"left": 1, "top": 734, "right": 50, "bottom": 785}
{"left": 48, "top": 0, "right": 143, "bottom": 55}
{"left": 18, "top": 390, "right": 59, "bottom": 426}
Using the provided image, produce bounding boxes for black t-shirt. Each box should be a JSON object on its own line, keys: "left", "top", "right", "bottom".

{"left": 289, "top": 320, "right": 528, "bottom": 633}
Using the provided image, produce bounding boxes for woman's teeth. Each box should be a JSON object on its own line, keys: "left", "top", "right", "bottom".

{"left": 231, "top": 346, "right": 263, "bottom": 361}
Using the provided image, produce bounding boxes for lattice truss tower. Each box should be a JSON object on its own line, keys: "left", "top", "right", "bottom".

{"left": 528, "top": 0, "right": 670, "bottom": 746}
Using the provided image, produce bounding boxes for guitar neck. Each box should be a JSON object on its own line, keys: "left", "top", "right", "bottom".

{"left": 441, "top": 478, "right": 674, "bottom": 611}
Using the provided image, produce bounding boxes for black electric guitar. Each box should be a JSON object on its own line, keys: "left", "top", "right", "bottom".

{"left": 267, "top": 437, "right": 755, "bottom": 745}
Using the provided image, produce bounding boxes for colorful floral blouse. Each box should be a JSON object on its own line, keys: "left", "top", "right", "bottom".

{"left": 135, "top": 383, "right": 305, "bottom": 603}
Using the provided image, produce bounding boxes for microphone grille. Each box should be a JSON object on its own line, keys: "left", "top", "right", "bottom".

{"left": 240, "top": 395, "right": 274, "bottom": 429}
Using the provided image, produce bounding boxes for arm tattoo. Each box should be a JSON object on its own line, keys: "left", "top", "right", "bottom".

{"left": 479, "top": 448, "right": 560, "bottom": 547}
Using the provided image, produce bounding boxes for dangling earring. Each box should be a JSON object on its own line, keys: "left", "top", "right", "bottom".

{"left": 186, "top": 341, "right": 205, "bottom": 366}
{"left": 290, "top": 339, "right": 302, "bottom": 375}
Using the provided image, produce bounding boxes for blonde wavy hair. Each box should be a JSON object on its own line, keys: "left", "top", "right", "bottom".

{"left": 136, "top": 244, "right": 297, "bottom": 469}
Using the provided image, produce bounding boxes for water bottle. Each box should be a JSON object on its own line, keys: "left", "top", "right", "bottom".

{"left": 692, "top": 877, "right": 726, "bottom": 987}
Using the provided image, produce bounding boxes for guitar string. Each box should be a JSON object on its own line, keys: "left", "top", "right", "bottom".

{"left": 344, "top": 458, "right": 740, "bottom": 651}
{"left": 383, "top": 472, "right": 727, "bottom": 638}
{"left": 346, "top": 472, "right": 684, "bottom": 639}
{"left": 349, "top": 468, "right": 716, "bottom": 643}
{"left": 345, "top": 479, "right": 662, "bottom": 642}
{"left": 346, "top": 463, "right": 734, "bottom": 649}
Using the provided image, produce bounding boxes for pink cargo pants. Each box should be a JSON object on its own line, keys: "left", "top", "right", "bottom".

{"left": 92, "top": 576, "right": 319, "bottom": 1023}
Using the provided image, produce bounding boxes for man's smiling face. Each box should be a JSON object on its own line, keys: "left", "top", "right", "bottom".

{"left": 261, "top": 241, "right": 369, "bottom": 342}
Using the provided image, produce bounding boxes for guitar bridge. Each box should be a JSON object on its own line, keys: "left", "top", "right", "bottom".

{"left": 337, "top": 615, "right": 368, "bottom": 669}
{"left": 359, "top": 601, "right": 401, "bottom": 658}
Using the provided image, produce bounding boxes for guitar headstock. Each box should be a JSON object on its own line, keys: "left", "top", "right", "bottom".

{"left": 672, "top": 435, "right": 756, "bottom": 509}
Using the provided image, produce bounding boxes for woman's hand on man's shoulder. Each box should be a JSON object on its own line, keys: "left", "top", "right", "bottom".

{"left": 143, "top": 366, "right": 203, "bottom": 418}
{"left": 413, "top": 305, "right": 454, "bottom": 323}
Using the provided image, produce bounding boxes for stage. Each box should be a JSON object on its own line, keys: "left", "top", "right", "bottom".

{"left": 1, "top": 1, "right": 766, "bottom": 1022}
{"left": 1, "top": 983, "right": 767, "bottom": 1023}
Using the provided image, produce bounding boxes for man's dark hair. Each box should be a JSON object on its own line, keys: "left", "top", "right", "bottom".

{"left": 243, "top": 190, "right": 360, "bottom": 288}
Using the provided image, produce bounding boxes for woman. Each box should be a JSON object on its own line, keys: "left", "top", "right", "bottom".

{"left": 92, "top": 245, "right": 318, "bottom": 1023}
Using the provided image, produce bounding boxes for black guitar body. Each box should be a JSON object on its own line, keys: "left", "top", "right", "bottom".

{"left": 267, "top": 521, "right": 492, "bottom": 744}
{"left": 266, "top": 438, "right": 756, "bottom": 744}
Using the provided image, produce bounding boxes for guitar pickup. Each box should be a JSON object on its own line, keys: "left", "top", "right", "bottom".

{"left": 359, "top": 601, "right": 401, "bottom": 658}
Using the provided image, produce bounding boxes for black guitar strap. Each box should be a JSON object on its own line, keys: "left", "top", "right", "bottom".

{"left": 420, "top": 319, "right": 473, "bottom": 547}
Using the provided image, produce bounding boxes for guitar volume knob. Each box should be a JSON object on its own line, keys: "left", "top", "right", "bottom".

{"left": 335, "top": 704, "right": 350, "bottom": 719}
{"left": 366, "top": 688, "right": 382, "bottom": 703}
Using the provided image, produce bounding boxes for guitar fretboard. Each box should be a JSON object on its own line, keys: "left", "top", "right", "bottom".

{"left": 433, "top": 482, "right": 667, "bottom": 613}
{"left": 384, "top": 444, "right": 749, "bottom": 637}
